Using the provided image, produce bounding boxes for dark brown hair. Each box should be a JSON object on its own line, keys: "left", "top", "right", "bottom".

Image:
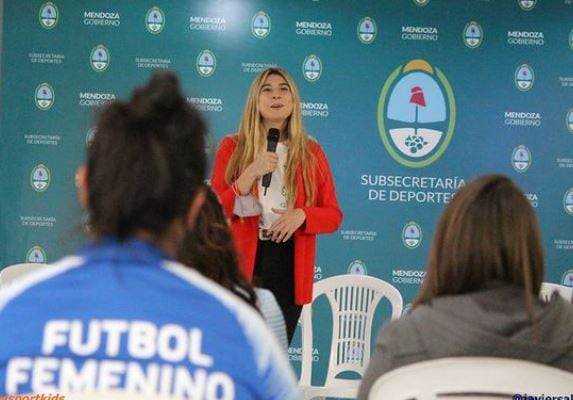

{"left": 414, "top": 174, "right": 544, "bottom": 307}
{"left": 87, "top": 72, "right": 206, "bottom": 240}
{"left": 176, "top": 186, "right": 258, "bottom": 309}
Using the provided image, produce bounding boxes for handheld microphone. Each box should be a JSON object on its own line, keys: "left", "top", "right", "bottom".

{"left": 262, "top": 128, "right": 280, "bottom": 195}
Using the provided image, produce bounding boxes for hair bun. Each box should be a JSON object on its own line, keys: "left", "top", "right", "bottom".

{"left": 88, "top": 70, "right": 207, "bottom": 239}
{"left": 130, "top": 72, "right": 185, "bottom": 122}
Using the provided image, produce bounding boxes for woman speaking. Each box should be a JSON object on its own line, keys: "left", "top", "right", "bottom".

{"left": 211, "top": 67, "right": 342, "bottom": 343}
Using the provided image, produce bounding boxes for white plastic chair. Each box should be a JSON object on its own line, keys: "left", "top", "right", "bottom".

{"left": 299, "top": 274, "right": 403, "bottom": 399}
{"left": 539, "top": 282, "right": 573, "bottom": 303}
{"left": 368, "top": 357, "right": 573, "bottom": 400}
{"left": 0, "top": 263, "right": 48, "bottom": 288}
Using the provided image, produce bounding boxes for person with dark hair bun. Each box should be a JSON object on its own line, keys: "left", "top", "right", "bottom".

{"left": 358, "top": 174, "right": 573, "bottom": 399}
{"left": 0, "top": 72, "right": 298, "bottom": 399}
{"left": 85, "top": 72, "right": 207, "bottom": 242}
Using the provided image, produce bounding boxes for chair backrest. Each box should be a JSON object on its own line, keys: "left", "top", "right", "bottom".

{"left": 0, "top": 263, "right": 49, "bottom": 288}
{"left": 300, "top": 274, "right": 403, "bottom": 388}
{"left": 368, "top": 357, "right": 573, "bottom": 400}
{"left": 539, "top": 282, "right": 573, "bottom": 303}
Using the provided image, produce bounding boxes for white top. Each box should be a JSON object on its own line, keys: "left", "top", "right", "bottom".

{"left": 258, "top": 142, "right": 288, "bottom": 229}
{"left": 255, "top": 288, "right": 288, "bottom": 351}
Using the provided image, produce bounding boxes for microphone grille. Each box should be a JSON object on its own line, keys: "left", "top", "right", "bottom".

{"left": 268, "top": 128, "right": 280, "bottom": 142}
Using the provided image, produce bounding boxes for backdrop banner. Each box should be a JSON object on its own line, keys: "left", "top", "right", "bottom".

{"left": 1, "top": 0, "right": 572, "bottom": 384}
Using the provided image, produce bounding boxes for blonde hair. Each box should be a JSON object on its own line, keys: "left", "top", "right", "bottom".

{"left": 225, "top": 68, "right": 316, "bottom": 206}
{"left": 414, "top": 174, "right": 544, "bottom": 317}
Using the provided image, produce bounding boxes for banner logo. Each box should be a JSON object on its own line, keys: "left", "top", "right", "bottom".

{"left": 35, "top": 83, "right": 55, "bottom": 111}
{"left": 83, "top": 11, "right": 121, "bottom": 27}
{"left": 347, "top": 260, "right": 368, "bottom": 275}
{"left": 378, "top": 59, "right": 455, "bottom": 168}
{"left": 296, "top": 21, "right": 332, "bottom": 37}
{"left": 402, "top": 303, "right": 412, "bottom": 315}
{"left": 463, "top": 21, "right": 483, "bottom": 48}
{"left": 567, "top": 109, "right": 573, "bottom": 134}
{"left": 27, "top": 246, "right": 47, "bottom": 263}
{"left": 251, "top": 11, "right": 271, "bottom": 39}
{"left": 39, "top": 2, "right": 58, "bottom": 29}
{"left": 507, "top": 31, "right": 544, "bottom": 46}
{"left": 196, "top": 49, "right": 216, "bottom": 77}
{"left": 82, "top": 213, "right": 92, "bottom": 233}
{"left": 518, "top": 0, "right": 537, "bottom": 11}
{"left": 302, "top": 54, "right": 322, "bottom": 82}
{"left": 204, "top": 131, "right": 216, "bottom": 157}
{"left": 402, "top": 222, "right": 422, "bottom": 249}
{"left": 564, "top": 188, "right": 573, "bottom": 216}
{"left": 515, "top": 64, "right": 534, "bottom": 91}
{"left": 413, "top": 0, "right": 430, "bottom": 6}
{"left": 90, "top": 45, "right": 110, "bottom": 72}
{"left": 189, "top": 16, "right": 226, "bottom": 32}
{"left": 146, "top": 7, "right": 165, "bottom": 34}
{"left": 512, "top": 145, "right": 531, "bottom": 172}
{"left": 357, "top": 17, "right": 377, "bottom": 44}
{"left": 86, "top": 127, "right": 97, "bottom": 147}
{"left": 31, "top": 164, "right": 51, "bottom": 192}
{"left": 562, "top": 270, "right": 573, "bottom": 287}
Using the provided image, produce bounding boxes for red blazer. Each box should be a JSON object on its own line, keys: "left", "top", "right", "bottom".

{"left": 211, "top": 135, "right": 343, "bottom": 305}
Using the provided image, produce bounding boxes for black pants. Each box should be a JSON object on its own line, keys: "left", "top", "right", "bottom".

{"left": 253, "top": 239, "right": 302, "bottom": 344}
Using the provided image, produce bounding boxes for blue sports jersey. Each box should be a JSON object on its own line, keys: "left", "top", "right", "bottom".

{"left": 0, "top": 238, "right": 299, "bottom": 399}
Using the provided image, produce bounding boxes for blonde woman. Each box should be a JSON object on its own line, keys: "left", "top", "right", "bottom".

{"left": 212, "top": 67, "right": 342, "bottom": 342}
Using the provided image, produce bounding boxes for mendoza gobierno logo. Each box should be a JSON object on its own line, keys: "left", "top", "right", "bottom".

{"left": 564, "top": 188, "right": 573, "bottom": 216}
{"left": 402, "top": 221, "right": 422, "bottom": 249}
{"left": 35, "top": 83, "right": 55, "bottom": 111}
{"left": 302, "top": 54, "right": 322, "bottom": 82}
{"left": 347, "top": 259, "right": 367, "bottom": 275}
{"left": 39, "top": 2, "right": 58, "bottom": 29}
{"left": 27, "top": 246, "right": 47, "bottom": 263}
{"left": 463, "top": 21, "right": 483, "bottom": 48}
{"left": 518, "top": 0, "right": 537, "bottom": 11}
{"left": 357, "top": 17, "right": 377, "bottom": 44}
{"left": 515, "top": 64, "right": 534, "bottom": 91}
{"left": 562, "top": 270, "right": 573, "bottom": 287}
{"left": 90, "top": 45, "right": 110, "bottom": 72}
{"left": 196, "top": 49, "right": 216, "bottom": 77}
{"left": 378, "top": 59, "right": 455, "bottom": 168}
{"left": 30, "top": 164, "right": 51, "bottom": 192}
{"left": 146, "top": 6, "right": 165, "bottom": 34}
{"left": 251, "top": 11, "right": 271, "bottom": 39}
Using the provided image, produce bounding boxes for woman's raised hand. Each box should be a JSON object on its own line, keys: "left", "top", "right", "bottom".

{"left": 248, "top": 152, "right": 279, "bottom": 178}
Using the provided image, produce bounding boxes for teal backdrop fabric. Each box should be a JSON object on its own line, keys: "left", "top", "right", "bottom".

{"left": 1, "top": 0, "right": 572, "bottom": 384}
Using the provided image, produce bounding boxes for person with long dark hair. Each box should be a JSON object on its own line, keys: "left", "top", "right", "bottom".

{"left": 0, "top": 72, "right": 298, "bottom": 398}
{"left": 177, "top": 186, "right": 258, "bottom": 309}
{"left": 177, "top": 186, "right": 288, "bottom": 349}
{"left": 358, "top": 174, "right": 573, "bottom": 399}
{"left": 211, "top": 67, "right": 343, "bottom": 343}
